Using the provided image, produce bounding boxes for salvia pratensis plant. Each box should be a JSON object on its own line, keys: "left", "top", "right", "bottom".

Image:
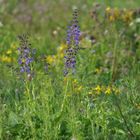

{"left": 17, "top": 34, "right": 36, "bottom": 80}
{"left": 64, "top": 9, "right": 80, "bottom": 76}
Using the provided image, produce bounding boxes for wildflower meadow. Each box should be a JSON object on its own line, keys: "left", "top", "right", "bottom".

{"left": 0, "top": 0, "right": 140, "bottom": 140}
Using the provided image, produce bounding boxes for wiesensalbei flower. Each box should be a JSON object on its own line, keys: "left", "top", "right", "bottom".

{"left": 64, "top": 9, "right": 80, "bottom": 76}
{"left": 17, "top": 34, "right": 35, "bottom": 79}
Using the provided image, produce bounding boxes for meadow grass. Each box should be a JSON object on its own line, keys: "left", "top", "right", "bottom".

{"left": 0, "top": 0, "right": 140, "bottom": 140}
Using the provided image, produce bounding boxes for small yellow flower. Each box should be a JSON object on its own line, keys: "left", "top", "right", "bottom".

{"left": 57, "top": 43, "right": 67, "bottom": 59}
{"left": 6, "top": 50, "right": 12, "bottom": 55}
{"left": 115, "top": 89, "right": 121, "bottom": 94}
{"left": 122, "top": 10, "right": 133, "bottom": 23}
{"left": 46, "top": 55, "right": 56, "bottom": 64}
{"left": 22, "top": 59, "right": 25, "bottom": 63}
{"left": 73, "top": 79, "right": 78, "bottom": 84}
{"left": 95, "top": 68, "right": 101, "bottom": 74}
{"left": 77, "top": 86, "right": 83, "bottom": 92}
{"left": 57, "top": 43, "right": 67, "bottom": 53}
{"left": 115, "top": 89, "right": 120, "bottom": 94}
{"left": 106, "top": 7, "right": 111, "bottom": 13}
{"left": 94, "top": 85, "right": 102, "bottom": 94}
{"left": 135, "top": 104, "right": 140, "bottom": 109}
{"left": 106, "top": 7, "right": 120, "bottom": 22}
{"left": 0, "top": 56, "right": 12, "bottom": 63}
{"left": 57, "top": 43, "right": 67, "bottom": 52}
{"left": 105, "top": 87, "right": 112, "bottom": 95}
{"left": 112, "top": 87, "right": 120, "bottom": 94}
{"left": 109, "top": 15, "right": 115, "bottom": 22}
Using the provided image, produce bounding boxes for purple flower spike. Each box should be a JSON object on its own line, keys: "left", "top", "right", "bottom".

{"left": 17, "top": 34, "right": 35, "bottom": 79}
{"left": 64, "top": 9, "right": 80, "bottom": 76}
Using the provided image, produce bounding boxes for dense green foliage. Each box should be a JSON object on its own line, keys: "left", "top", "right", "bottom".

{"left": 0, "top": 0, "right": 140, "bottom": 139}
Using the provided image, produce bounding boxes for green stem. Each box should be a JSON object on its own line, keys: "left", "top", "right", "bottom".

{"left": 31, "top": 81, "right": 35, "bottom": 100}
{"left": 25, "top": 80, "right": 30, "bottom": 99}
{"left": 60, "top": 77, "right": 69, "bottom": 113}
{"left": 111, "top": 40, "right": 118, "bottom": 83}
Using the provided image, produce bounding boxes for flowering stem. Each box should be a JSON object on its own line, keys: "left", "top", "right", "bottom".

{"left": 31, "top": 81, "right": 35, "bottom": 99}
{"left": 25, "top": 80, "right": 31, "bottom": 99}
{"left": 60, "top": 77, "right": 69, "bottom": 113}
{"left": 111, "top": 39, "right": 118, "bottom": 83}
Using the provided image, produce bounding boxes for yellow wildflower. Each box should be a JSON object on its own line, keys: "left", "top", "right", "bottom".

{"left": 115, "top": 89, "right": 120, "bottom": 94}
{"left": 106, "top": 7, "right": 111, "bottom": 13}
{"left": 22, "top": 59, "right": 25, "bottom": 63}
{"left": 112, "top": 87, "right": 121, "bottom": 94}
{"left": 6, "top": 50, "right": 12, "bottom": 55}
{"left": 77, "top": 86, "right": 83, "bottom": 92}
{"left": 0, "top": 56, "right": 12, "bottom": 63}
{"left": 109, "top": 15, "right": 115, "bottom": 22}
{"left": 72, "top": 79, "right": 83, "bottom": 93}
{"left": 105, "top": 87, "right": 112, "bottom": 95}
{"left": 95, "top": 68, "right": 101, "bottom": 74}
{"left": 46, "top": 55, "right": 56, "bottom": 64}
{"left": 106, "top": 7, "right": 120, "bottom": 22}
{"left": 122, "top": 10, "right": 133, "bottom": 23}
{"left": 73, "top": 79, "right": 78, "bottom": 85}
{"left": 57, "top": 43, "right": 67, "bottom": 58}
{"left": 57, "top": 43, "right": 67, "bottom": 52}
{"left": 94, "top": 85, "right": 102, "bottom": 94}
